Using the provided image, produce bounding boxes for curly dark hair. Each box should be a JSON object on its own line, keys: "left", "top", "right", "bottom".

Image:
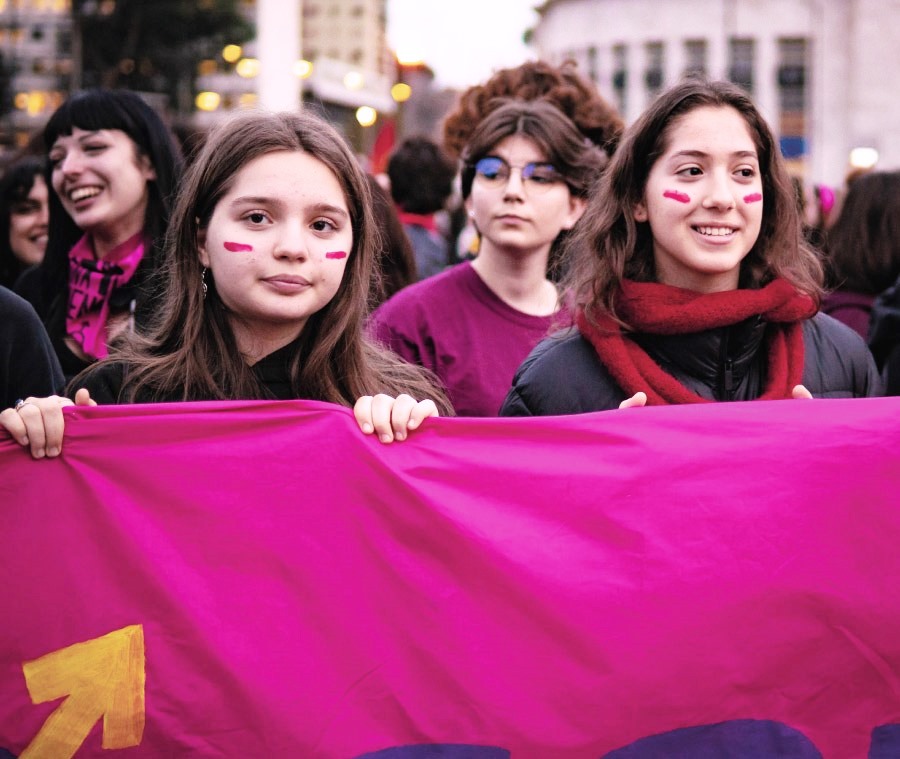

{"left": 442, "top": 59, "right": 624, "bottom": 160}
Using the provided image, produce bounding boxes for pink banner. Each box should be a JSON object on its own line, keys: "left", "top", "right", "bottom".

{"left": 2, "top": 398, "right": 900, "bottom": 758}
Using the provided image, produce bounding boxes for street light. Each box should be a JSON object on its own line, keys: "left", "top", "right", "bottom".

{"left": 236, "top": 58, "right": 260, "bottom": 79}
{"left": 356, "top": 106, "right": 377, "bottom": 127}
{"left": 849, "top": 147, "right": 878, "bottom": 170}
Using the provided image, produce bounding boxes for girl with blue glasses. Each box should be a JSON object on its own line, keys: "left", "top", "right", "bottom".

{"left": 370, "top": 99, "right": 607, "bottom": 416}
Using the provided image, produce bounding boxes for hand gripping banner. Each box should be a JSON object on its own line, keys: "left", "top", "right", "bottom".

{"left": 2, "top": 398, "right": 900, "bottom": 758}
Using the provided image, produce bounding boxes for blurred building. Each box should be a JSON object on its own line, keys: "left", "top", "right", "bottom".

{"left": 0, "top": 0, "right": 71, "bottom": 152}
{"left": 0, "top": 0, "right": 403, "bottom": 155}
{"left": 531, "top": 0, "right": 900, "bottom": 186}
{"left": 195, "top": 0, "right": 398, "bottom": 152}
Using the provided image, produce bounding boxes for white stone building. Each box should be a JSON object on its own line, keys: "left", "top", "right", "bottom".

{"left": 530, "top": 0, "right": 900, "bottom": 187}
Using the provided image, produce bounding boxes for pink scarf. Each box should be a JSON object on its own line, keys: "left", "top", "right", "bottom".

{"left": 66, "top": 233, "right": 146, "bottom": 360}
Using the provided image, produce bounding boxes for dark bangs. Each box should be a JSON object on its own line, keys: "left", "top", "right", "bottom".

{"left": 43, "top": 90, "right": 155, "bottom": 155}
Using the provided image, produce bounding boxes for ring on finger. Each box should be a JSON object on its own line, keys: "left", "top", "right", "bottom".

{"left": 13, "top": 398, "right": 30, "bottom": 412}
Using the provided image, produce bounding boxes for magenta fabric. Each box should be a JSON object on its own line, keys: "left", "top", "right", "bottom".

{"left": 2, "top": 398, "right": 900, "bottom": 758}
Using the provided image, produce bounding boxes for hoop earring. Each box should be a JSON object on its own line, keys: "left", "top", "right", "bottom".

{"left": 201, "top": 267, "right": 208, "bottom": 299}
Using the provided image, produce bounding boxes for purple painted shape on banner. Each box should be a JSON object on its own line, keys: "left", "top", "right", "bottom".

{"left": 600, "top": 720, "right": 822, "bottom": 758}
{"left": 356, "top": 746, "right": 509, "bottom": 759}
{"left": 869, "top": 725, "right": 900, "bottom": 758}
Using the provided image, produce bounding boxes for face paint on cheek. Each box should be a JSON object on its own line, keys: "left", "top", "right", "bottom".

{"left": 325, "top": 251, "right": 347, "bottom": 259}
{"left": 743, "top": 192, "right": 763, "bottom": 204}
{"left": 224, "top": 241, "right": 253, "bottom": 252}
{"left": 663, "top": 190, "right": 691, "bottom": 204}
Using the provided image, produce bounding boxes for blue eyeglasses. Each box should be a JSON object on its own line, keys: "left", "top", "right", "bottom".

{"left": 472, "top": 156, "right": 565, "bottom": 193}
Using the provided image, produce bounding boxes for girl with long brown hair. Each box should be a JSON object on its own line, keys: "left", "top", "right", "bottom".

{"left": 2, "top": 110, "right": 450, "bottom": 457}
{"left": 501, "top": 79, "right": 880, "bottom": 415}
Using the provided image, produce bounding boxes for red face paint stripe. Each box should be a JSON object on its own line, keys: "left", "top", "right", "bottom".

{"left": 224, "top": 241, "right": 253, "bottom": 252}
{"left": 663, "top": 190, "right": 690, "bottom": 203}
{"left": 743, "top": 192, "right": 763, "bottom": 203}
{"left": 325, "top": 251, "right": 347, "bottom": 259}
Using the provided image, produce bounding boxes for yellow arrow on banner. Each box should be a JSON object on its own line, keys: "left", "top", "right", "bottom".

{"left": 20, "top": 624, "right": 145, "bottom": 759}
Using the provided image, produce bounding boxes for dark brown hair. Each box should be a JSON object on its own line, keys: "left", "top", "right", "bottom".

{"left": 566, "top": 78, "right": 824, "bottom": 326}
{"left": 443, "top": 59, "right": 624, "bottom": 159}
{"left": 0, "top": 155, "right": 45, "bottom": 288}
{"left": 79, "top": 110, "right": 451, "bottom": 412}
{"left": 459, "top": 99, "right": 606, "bottom": 201}
{"left": 824, "top": 170, "right": 900, "bottom": 295}
{"left": 459, "top": 100, "right": 607, "bottom": 277}
{"left": 366, "top": 173, "right": 417, "bottom": 308}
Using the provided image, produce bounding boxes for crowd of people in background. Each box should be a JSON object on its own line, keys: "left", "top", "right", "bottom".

{"left": 1, "top": 58, "right": 897, "bottom": 452}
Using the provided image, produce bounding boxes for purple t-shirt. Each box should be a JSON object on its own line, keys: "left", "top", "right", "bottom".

{"left": 821, "top": 290, "right": 874, "bottom": 339}
{"left": 369, "top": 261, "right": 570, "bottom": 416}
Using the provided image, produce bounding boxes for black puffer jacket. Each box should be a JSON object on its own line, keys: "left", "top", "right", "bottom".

{"left": 499, "top": 312, "right": 882, "bottom": 416}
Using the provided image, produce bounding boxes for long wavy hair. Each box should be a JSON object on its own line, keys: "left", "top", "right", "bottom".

{"left": 566, "top": 78, "right": 824, "bottom": 327}
{"left": 82, "top": 110, "right": 451, "bottom": 411}
{"left": 33, "top": 89, "right": 183, "bottom": 327}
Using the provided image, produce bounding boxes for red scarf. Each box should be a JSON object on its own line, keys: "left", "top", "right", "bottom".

{"left": 66, "top": 233, "right": 146, "bottom": 361}
{"left": 396, "top": 210, "right": 439, "bottom": 233}
{"left": 576, "top": 279, "right": 817, "bottom": 405}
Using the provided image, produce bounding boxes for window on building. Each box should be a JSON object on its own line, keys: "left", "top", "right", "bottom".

{"left": 644, "top": 41, "right": 664, "bottom": 95}
{"left": 57, "top": 28, "right": 72, "bottom": 54}
{"left": 684, "top": 39, "right": 706, "bottom": 78}
{"left": 778, "top": 37, "right": 808, "bottom": 160}
{"left": 728, "top": 38, "right": 754, "bottom": 93}
{"left": 612, "top": 43, "right": 627, "bottom": 114}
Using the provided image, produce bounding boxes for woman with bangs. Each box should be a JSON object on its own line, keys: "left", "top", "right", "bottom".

{"left": 15, "top": 89, "right": 184, "bottom": 382}
{"left": 370, "top": 99, "right": 607, "bottom": 416}
{"left": 500, "top": 79, "right": 880, "bottom": 416}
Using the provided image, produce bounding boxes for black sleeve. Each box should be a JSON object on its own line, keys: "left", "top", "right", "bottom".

{"left": 801, "top": 314, "right": 883, "bottom": 398}
{"left": 0, "top": 288, "right": 65, "bottom": 409}
{"left": 67, "top": 361, "right": 128, "bottom": 405}
{"left": 499, "top": 329, "right": 626, "bottom": 416}
{"left": 498, "top": 386, "right": 535, "bottom": 417}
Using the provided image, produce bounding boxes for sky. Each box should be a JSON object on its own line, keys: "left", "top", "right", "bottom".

{"left": 386, "top": 0, "right": 540, "bottom": 91}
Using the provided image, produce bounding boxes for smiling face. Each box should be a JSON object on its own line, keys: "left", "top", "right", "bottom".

{"left": 48, "top": 127, "right": 156, "bottom": 252}
{"left": 8, "top": 174, "right": 49, "bottom": 267}
{"left": 465, "top": 134, "right": 585, "bottom": 260}
{"left": 197, "top": 149, "right": 353, "bottom": 362}
{"left": 634, "top": 105, "right": 764, "bottom": 293}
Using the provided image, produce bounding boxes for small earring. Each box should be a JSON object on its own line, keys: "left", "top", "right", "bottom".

{"left": 201, "top": 267, "right": 208, "bottom": 299}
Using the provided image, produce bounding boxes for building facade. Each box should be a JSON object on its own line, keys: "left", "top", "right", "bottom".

{"left": 0, "top": 0, "right": 72, "bottom": 150}
{"left": 531, "top": 0, "right": 900, "bottom": 186}
{"left": 195, "top": 0, "right": 397, "bottom": 149}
